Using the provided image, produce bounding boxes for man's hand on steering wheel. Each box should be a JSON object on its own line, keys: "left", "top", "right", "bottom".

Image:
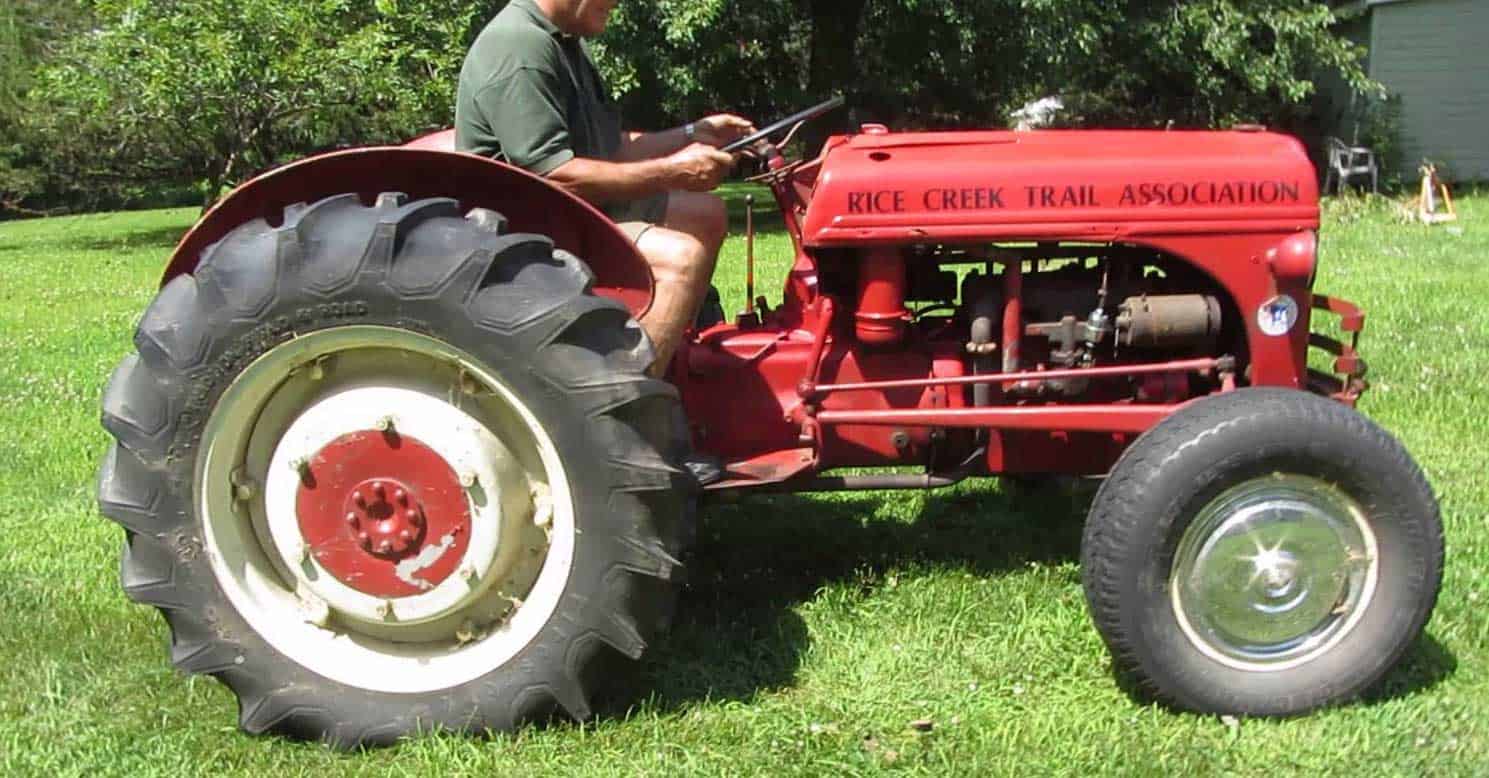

{"left": 691, "top": 114, "right": 757, "bottom": 148}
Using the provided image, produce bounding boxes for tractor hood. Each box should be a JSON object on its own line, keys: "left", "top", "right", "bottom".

{"left": 800, "top": 129, "right": 1319, "bottom": 246}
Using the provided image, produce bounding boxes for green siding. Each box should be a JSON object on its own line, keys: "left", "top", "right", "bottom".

{"left": 1369, "top": 0, "right": 1489, "bottom": 179}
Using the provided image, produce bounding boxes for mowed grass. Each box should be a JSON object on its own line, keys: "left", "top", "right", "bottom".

{"left": 1, "top": 185, "right": 1487, "bottom": 776}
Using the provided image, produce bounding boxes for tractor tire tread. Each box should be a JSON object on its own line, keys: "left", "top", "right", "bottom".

{"left": 96, "top": 192, "right": 692, "bottom": 747}
{"left": 1081, "top": 388, "right": 1442, "bottom": 715}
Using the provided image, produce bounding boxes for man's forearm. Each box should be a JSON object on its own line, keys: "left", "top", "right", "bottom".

{"left": 614, "top": 126, "right": 689, "bottom": 162}
{"left": 546, "top": 156, "right": 674, "bottom": 205}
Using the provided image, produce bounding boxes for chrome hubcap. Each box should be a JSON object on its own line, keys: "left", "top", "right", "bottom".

{"left": 1170, "top": 474, "right": 1378, "bottom": 671}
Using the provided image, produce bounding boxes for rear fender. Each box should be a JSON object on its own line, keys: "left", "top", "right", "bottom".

{"left": 162, "top": 147, "right": 653, "bottom": 315}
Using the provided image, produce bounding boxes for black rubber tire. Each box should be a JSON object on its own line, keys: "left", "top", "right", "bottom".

{"left": 97, "top": 193, "right": 695, "bottom": 747}
{"left": 1081, "top": 388, "right": 1443, "bottom": 715}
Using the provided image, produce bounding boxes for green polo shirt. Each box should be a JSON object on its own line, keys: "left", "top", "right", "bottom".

{"left": 455, "top": 0, "right": 622, "bottom": 176}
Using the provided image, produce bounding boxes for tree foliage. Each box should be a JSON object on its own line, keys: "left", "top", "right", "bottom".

{"left": 1024, "top": 0, "right": 1378, "bottom": 128}
{"left": 21, "top": 0, "right": 494, "bottom": 208}
{"left": 3, "top": 0, "right": 1372, "bottom": 215}
{"left": 596, "top": 0, "right": 1371, "bottom": 133}
{"left": 1, "top": 0, "right": 91, "bottom": 213}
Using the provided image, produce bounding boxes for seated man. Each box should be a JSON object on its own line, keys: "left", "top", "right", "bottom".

{"left": 455, "top": 0, "right": 754, "bottom": 374}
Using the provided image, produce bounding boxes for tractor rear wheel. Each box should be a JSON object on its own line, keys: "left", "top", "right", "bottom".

{"left": 97, "top": 193, "right": 694, "bottom": 747}
{"left": 1081, "top": 388, "right": 1442, "bottom": 715}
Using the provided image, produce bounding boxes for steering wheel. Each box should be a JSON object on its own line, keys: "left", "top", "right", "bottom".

{"left": 720, "top": 95, "right": 846, "bottom": 155}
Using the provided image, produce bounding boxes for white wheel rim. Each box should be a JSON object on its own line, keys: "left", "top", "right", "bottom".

{"left": 197, "top": 326, "right": 576, "bottom": 694}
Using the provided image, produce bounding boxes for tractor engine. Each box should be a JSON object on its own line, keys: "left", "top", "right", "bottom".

{"left": 825, "top": 242, "right": 1238, "bottom": 407}
{"left": 680, "top": 242, "right": 1247, "bottom": 481}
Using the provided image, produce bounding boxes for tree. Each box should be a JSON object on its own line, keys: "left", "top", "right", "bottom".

{"left": 0, "top": 1, "right": 91, "bottom": 213}
{"left": 593, "top": 0, "right": 1371, "bottom": 134}
{"left": 23, "top": 0, "right": 491, "bottom": 208}
{"left": 1, "top": 4, "right": 25, "bottom": 210}
{"left": 5, "top": 0, "right": 1374, "bottom": 216}
{"left": 1017, "top": 0, "right": 1377, "bottom": 129}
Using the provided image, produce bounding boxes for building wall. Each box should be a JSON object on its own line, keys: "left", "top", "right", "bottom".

{"left": 1369, "top": 0, "right": 1489, "bottom": 180}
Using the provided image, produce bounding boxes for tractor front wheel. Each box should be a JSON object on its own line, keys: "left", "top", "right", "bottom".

{"left": 1080, "top": 388, "right": 1442, "bottom": 715}
{"left": 97, "top": 193, "right": 693, "bottom": 747}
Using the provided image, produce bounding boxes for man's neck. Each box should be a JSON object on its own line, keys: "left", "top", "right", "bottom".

{"left": 530, "top": 0, "right": 581, "bottom": 36}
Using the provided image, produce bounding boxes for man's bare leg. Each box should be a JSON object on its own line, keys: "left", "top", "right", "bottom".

{"left": 634, "top": 191, "right": 727, "bottom": 374}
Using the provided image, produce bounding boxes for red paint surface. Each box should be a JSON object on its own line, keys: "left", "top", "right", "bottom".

{"left": 801, "top": 130, "right": 1319, "bottom": 245}
{"left": 683, "top": 326, "right": 941, "bottom": 466}
{"left": 297, "top": 431, "right": 471, "bottom": 598}
{"left": 815, "top": 403, "right": 1177, "bottom": 433}
{"left": 1002, "top": 259, "right": 1024, "bottom": 373}
{"left": 342, "top": 477, "right": 426, "bottom": 557}
{"left": 810, "top": 357, "right": 1221, "bottom": 396}
{"left": 854, "top": 249, "right": 909, "bottom": 344}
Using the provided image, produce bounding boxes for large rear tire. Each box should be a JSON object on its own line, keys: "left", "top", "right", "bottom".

{"left": 1081, "top": 388, "right": 1442, "bottom": 715}
{"left": 97, "top": 193, "right": 694, "bottom": 747}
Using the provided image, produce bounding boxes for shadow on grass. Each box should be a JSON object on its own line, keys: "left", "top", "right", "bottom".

{"left": 614, "top": 477, "right": 1456, "bottom": 717}
{"left": 1363, "top": 631, "right": 1457, "bottom": 703}
{"left": 1108, "top": 629, "right": 1455, "bottom": 714}
{"left": 601, "top": 480, "right": 1094, "bottom": 715}
{"left": 67, "top": 224, "right": 188, "bottom": 253}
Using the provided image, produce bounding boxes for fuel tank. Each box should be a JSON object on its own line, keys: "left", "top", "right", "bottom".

{"left": 800, "top": 129, "right": 1319, "bottom": 247}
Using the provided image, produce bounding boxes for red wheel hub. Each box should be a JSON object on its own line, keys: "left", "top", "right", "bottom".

{"left": 344, "top": 478, "right": 426, "bottom": 557}
{"left": 296, "top": 430, "right": 472, "bottom": 598}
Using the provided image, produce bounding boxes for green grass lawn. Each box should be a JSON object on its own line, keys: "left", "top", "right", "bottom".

{"left": 1, "top": 187, "right": 1486, "bottom": 775}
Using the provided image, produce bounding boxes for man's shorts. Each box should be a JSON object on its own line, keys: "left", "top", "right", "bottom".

{"left": 604, "top": 192, "right": 670, "bottom": 244}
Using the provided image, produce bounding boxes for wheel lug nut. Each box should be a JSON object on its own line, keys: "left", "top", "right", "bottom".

{"left": 358, "top": 532, "right": 371, "bottom": 549}
{"left": 344, "top": 512, "right": 358, "bottom": 526}
{"left": 394, "top": 488, "right": 408, "bottom": 505}
{"left": 377, "top": 540, "right": 393, "bottom": 554}
{"left": 373, "top": 482, "right": 386, "bottom": 499}
{"left": 353, "top": 491, "right": 367, "bottom": 507}
{"left": 399, "top": 529, "right": 413, "bottom": 542}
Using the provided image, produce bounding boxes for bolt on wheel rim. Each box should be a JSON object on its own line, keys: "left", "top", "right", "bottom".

{"left": 197, "top": 326, "right": 575, "bottom": 694}
{"left": 1170, "top": 474, "right": 1378, "bottom": 672}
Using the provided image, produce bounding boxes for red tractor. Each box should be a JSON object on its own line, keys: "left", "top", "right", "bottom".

{"left": 98, "top": 98, "right": 1442, "bottom": 747}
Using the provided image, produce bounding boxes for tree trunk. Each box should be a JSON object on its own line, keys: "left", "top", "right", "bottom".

{"left": 802, "top": 0, "right": 867, "bottom": 153}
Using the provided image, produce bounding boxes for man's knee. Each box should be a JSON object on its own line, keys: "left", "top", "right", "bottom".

{"left": 639, "top": 228, "right": 714, "bottom": 288}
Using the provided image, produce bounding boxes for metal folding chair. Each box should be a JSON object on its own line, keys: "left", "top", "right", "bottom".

{"left": 1324, "top": 137, "right": 1379, "bottom": 194}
